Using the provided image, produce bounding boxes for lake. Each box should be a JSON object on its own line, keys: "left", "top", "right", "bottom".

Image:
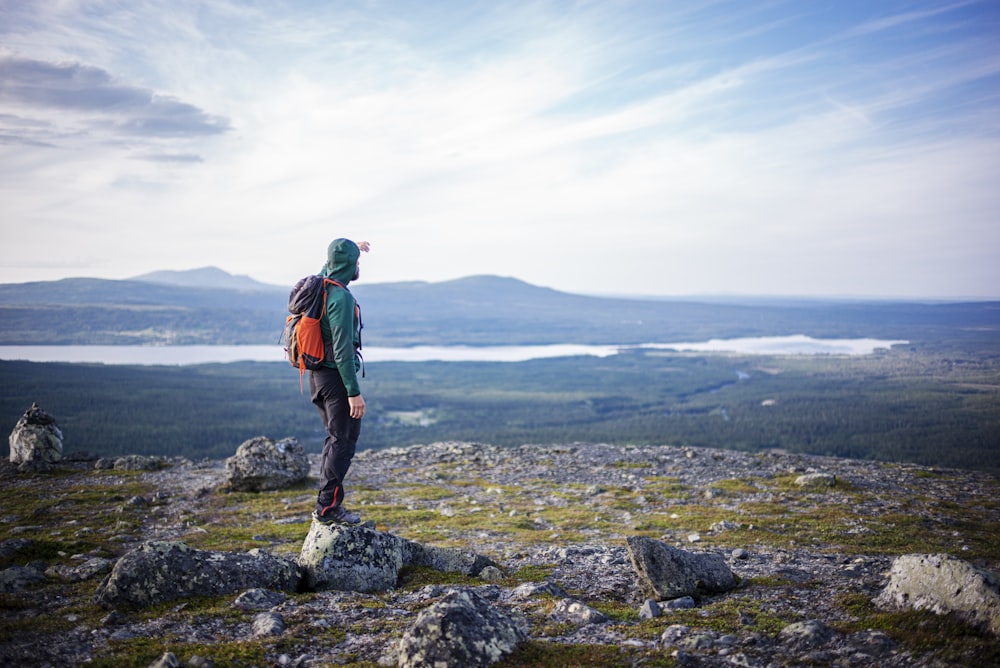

{"left": 0, "top": 335, "right": 908, "bottom": 365}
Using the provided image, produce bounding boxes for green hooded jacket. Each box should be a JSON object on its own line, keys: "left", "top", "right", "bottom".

{"left": 318, "top": 238, "right": 363, "bottom": 396}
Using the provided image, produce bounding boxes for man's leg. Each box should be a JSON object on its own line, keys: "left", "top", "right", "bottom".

{"left": 310, "top": 367, "right": 361, "bottom": 517}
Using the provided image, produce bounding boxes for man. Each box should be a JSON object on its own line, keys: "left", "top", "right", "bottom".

{"left": 311, "top": 238, "right": 369, "bottom": 525}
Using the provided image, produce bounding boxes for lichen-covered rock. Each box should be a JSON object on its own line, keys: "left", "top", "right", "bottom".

{"left": 396, "top": 589, "right": 525, "bottom": 668}
{"left": 0, "top": 564, "right": 46, "bottom": 593}
{"left": 298, "top": 521, "right": 499, "bottom": 593}
{"left": 93, "top": 541, "right": 301, "bottom": 609}
{"left": 299, "top": 522, "right": 410, "bottom": 592}
{"left": 225, "top": 436, "right": 310, "bottom": 492}
{"left": 874, "top": 553, "right": 1000, "bottom": 635}
{"left": 407, "top": 541, "right": 498, "bottom": 577}
{"left": 8, "top": 403, "right": 63, "bottom": 467}
{"left": 626, "top": 536, "right": 737, "bottom": 600}
{"left": 251, "top": 611, "right": 286, "bottom": 637}
{"left": 794, "top": 473, "right": 836, "bottom": 488}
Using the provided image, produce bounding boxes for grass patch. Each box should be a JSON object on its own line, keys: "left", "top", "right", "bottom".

{"left": 397, "top": 564, "right": 483, "bottom": 590}
{"left": 835, "top": 592, "right": 1000, "bottom": 665}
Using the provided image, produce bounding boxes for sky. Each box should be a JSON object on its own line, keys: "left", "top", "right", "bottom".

{"left": 1, "top": 1, "right": 998, "bottom": 299}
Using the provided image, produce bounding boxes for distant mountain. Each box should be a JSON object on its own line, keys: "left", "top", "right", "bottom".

{"left": 0, "top": 270, "right": 997, "bottom": 348}
{"left": 131, "top": 267, "right": 282, "bottom": 293}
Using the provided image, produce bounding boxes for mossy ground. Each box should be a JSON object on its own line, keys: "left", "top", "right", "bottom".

{"left": 2, "top": 453, "right": 999, "bottom": 666}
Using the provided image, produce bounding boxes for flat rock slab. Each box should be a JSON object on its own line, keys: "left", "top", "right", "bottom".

{"left": 299, "top": 521, "right": 499, "bottom": 593}
{"left": 626, "top": 535, "right": 737, "bottom": 600}
{"left": 94, "top": 541, "right": 301, "bottom": 609}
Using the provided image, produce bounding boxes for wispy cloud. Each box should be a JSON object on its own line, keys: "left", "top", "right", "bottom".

{"left": 0, "top": 51, "right": 230, "bottom": 147}
{"left": 0, "top": 1, "right": 997, "bottom": 298}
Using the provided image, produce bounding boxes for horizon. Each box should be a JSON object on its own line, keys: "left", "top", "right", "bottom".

{"left": 1, "top": 2, "right": 999, "bottom": 299}
{"left": 1, "top": 265, "right": 996, "bottom": 304}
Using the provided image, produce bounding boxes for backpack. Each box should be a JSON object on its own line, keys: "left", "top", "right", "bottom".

{"left": 282, "top": 275, "right": 362, "bottom": 390}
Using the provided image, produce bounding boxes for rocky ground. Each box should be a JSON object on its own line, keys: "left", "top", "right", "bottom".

{"left": 2, "top": 441, "right": 1000, "bottom": 667}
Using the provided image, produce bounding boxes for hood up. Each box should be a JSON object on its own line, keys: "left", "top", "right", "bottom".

{"left": 320, "top": 238, "right": 360, "bottom": 286}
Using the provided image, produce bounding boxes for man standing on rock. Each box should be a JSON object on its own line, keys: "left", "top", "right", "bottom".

{"left": 311, "top": 238, "right": 369, "bottom": 525}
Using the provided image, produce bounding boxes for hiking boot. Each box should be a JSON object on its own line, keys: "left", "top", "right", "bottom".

{"left": 312, "top": 506, "right": 361, "bottom": 525}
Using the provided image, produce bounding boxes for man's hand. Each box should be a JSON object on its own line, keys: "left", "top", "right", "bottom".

{"left": 357, "top": 241, "right": 371, "bottom": 253}
{"left": 348, "top": 394, "right": 366, "bottom": 419}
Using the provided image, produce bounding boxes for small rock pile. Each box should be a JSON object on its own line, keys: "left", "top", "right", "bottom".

{"left": 7, "top": 402, "right": 63, "bottom": 471}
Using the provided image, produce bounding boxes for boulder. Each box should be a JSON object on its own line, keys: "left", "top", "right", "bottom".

{"left": 396, "top": 589, "right": 525, "bottom": 668}
{"left": 298, "top": 522, "right": 410, "bottom": 592}
{"left": 251, "top": 611, "right": 286, "bottom": 637}
{"left": 794, "top": 473, "right": 836, "bottom": 488}
{"left": 93, "top": 541, "right": 301, "bottom": 609}
{"left": 626, "top": 536, "right": 737, "bottom": 600}
{"left": 874, "top": 553, "right": 1000, "bottom": 635}
{"left": 8, "top": 403, "right": 63, "bottom": 468}
{"left": 225, "top": 436, "right": 310, "bottom": 492}
{"left": 298, "top": 521, "right": 498, "bottom": 593}
{"left": 407, "top": 541, "right": 497, "bottom": 577}
{"left": 0, "top": 564, "right": 46, "bottom": 593}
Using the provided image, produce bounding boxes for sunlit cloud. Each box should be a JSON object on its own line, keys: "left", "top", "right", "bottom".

{"left": 0, "top": 1, "right": 997, "bottom": 298}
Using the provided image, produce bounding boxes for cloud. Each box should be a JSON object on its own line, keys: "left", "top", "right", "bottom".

{"left": 0, "top": 52, "right": 230, "bottom": 146}
{"left": 0, "top": 2, "right": 997, "bottom": 298}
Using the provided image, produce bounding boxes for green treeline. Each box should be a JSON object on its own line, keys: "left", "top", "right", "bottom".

{"left": 2, "top": 345, "right": 998, "bottom": 474}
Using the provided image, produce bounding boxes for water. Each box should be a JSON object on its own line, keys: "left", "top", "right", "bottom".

{"left": 0, "top": 336, "right": 908, "bottom": 366}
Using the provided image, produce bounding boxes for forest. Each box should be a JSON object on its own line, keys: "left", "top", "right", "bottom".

{"left": 3, "top": 272, "right": 998, "bottom": 474}
{"left": 3, "top": 342, "right": 998, "bottom": 474}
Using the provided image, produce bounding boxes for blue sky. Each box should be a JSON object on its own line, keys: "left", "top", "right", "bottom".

{"left": 1, "top": 1, "right": 998, "bottom": 298}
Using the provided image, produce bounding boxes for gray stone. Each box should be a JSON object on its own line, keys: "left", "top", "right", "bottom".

{"left": 148, "top": 652, "right": 181, "bottom": 668}
{"left": 874, "top": 553, "right": 1000, "bottom": 635}
{"left": 0, "top": 564, "right": 46, "bottom": 593}
{"left": 234, "top": 588, "right": 287, "bottom": 610}
{"left": 94, "top": 541, "right": 301, "bottom": 609}
{"left": 298, "top": 522, "right": 409, "bottom": 592}
{"left": 298, "top": 521, "right": 499, "bottom": 593}
{"left": 551, "top": 598, "right": 609, "bottom": 625}
{"left": 508, "top": 581, "right": 568, "bottom": 600}
{"left": 46, "top": 557, "right": 113, "bottom": 583}
{"left": 794, "top": 473, "right": 836, "bottom": 488}
{"left": 8, "top": 403, "right": 63, "bottom": 466}
{"left": 113, "top": 455, "right": 166, "bottom": 471}
{"left": 778, "top": 619, "right": 837, "bottom": 649}
{"left": 626, "top": 536, "right": 737, "bottom": 600}
{"left": 396, "top": 589, "right": 525, "bottom": 668}
{"left": 252, "top": 611, "right": 286, "bottom": 637}
{"left": 664, "top": 596, "right": 696, "bottom": 610}
{"left": 225, "top": 436, "right": 310, "bottom": 492}
{"left": 639, "top": 598, "right": 661, "bottom": 619}
{"left": 408, "top": 541, "right": 497, "bottom": 577}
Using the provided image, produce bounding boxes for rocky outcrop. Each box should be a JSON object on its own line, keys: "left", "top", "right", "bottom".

{"left": 3, "top": 441, "right": 998, "bottom": 667}
{"left": 224, "top": 436, "right": 310, "bottom": 491}
{"left": 94, "top": 454, "right": 167, "bottom": 471}
{"left": 93, "top": 541, "right": 301, "bottom": 609}
{"left": 298, "top": 520, "right": 498, "bottom": 592}
{"left": 625, "top": 535, "right": 737, "bottom": 600}
{"left": 875, "top": 552, "right": 1000, "bottom": 635}
{"left": 298, "top": 521, "right": 409, "bottom": 592}
{"left": 8, "top": 403, "right": 63, "bottom": 469}
{"left": 395, "top": 589, "right": 525, "bottom": 668}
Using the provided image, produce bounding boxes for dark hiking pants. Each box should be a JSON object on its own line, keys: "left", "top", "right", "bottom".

{"left": 310, "top": 366, "right": 361, "bottom": 516}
